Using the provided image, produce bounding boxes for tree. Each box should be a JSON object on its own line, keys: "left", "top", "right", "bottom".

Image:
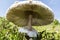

{"left": 53, "top": 19, "right": 60, "bottom": 25}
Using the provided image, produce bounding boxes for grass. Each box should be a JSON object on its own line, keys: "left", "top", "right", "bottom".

{"left": 0, "top": 17, "right": 60, "bottom": 40}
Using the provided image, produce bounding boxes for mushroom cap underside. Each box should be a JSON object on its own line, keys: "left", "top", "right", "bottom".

{"left": 6, "top": 1, "right": 54, "bottom": 26}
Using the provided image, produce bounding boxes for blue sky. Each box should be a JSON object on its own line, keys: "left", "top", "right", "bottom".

{"left": 0, "top": 0, "right": 60, "bottom": 22}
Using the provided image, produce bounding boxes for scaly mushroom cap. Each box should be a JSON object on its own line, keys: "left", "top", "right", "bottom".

{"left": 6, "top": 1, "right": 54, "bottom": 26}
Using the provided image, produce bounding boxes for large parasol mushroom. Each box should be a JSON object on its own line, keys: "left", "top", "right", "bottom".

{"left": 6, "top": 0, "right": 54, "bottom": 39}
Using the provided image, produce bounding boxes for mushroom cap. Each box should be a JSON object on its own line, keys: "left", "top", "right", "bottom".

{"left": 6, "top": 1, "right": 54, "bottom": 26}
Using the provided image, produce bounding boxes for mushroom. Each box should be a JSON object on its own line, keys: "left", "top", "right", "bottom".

{"left": 6, "top": 0, "right": 54, "bottom": 39}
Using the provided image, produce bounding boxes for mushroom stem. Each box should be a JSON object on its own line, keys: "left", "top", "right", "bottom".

{"left": 27, "top": 15, "right": 32, "bottom": 31}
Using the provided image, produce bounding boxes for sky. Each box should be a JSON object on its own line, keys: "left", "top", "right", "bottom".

{"left": 0, "top": 0, "right": 60, "bottom": 22}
